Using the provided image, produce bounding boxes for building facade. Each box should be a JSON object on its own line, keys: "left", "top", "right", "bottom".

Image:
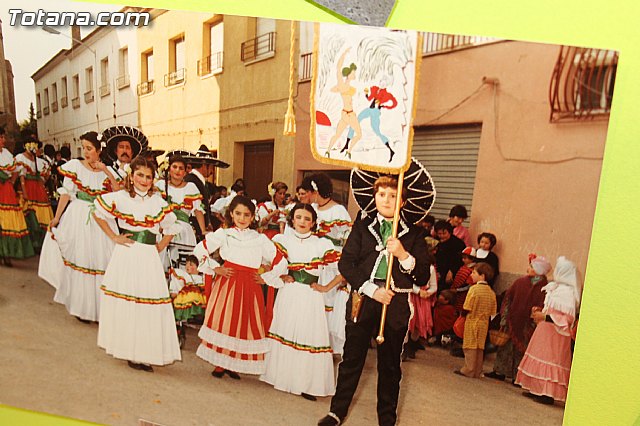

{"left": 0, "top": 19, "right": 18, "bottom": 150}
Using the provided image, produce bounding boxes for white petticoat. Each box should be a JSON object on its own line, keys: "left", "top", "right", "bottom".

{"left": 38, "top": 231, "right": 64, "bottom": 290}
{"left": 260, "top": 281, "right": 335, "bottom": 396}
{"left": 98, "top": 241, "right": 181, "bottom": 365}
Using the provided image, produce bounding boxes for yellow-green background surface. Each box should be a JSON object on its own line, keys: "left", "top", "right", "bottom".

{"left": 2, "top": 0, "right": 639, "bottom": 424}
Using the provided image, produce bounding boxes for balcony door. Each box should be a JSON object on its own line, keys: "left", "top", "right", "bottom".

{"left": 243, "top": 141, "right": 274, "bottom": 201}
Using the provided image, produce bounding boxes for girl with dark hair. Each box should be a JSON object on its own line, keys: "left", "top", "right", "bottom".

{"left": 14, "top": 138, "right": 53, "bottom": 251}
{"left": 155, "top": 154, "right": 206, "bottom": 270}
{"left": 257, "top": 181, "right": 288, "bottom": 239}
{"left": 192, "top": 195, "right": 287, "bottom": 379}
{"left": 92, "top": 154, "right": 182, "bottom": 372}
{"left": 301, "top": 172, "right": 352, "bottom": 355}
{"left": 0, "top": 127, "right": 34, "bottom": 266}
{"left": 260, "top": 203, "right": 342, "bottom": 400}
{"left": 39, "top": 131, "right": 119, "bottom": 322}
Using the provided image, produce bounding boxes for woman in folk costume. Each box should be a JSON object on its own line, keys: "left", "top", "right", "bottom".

{"left": 0, "top": 128, "right": 35, "bottom": 266}
{"left": 93, "top": 144, "right": 181, "bottom": 372}
{"left": 300, "top": 172, "right": 352, "bottom": 355}
{"left": 14, "top": 138, "right": 54, "bottom": 252}
{"left": 515, "top": 256, "right": 582, "bottom": 404}
{"left": 39, "top": 132, "right": 120, "bottom": 322}
{"left": 257, "top": 181, "right": 289, "bottom": 239}
{"left": 155, "top": 153, "right": 205, "bottom": 270}
{"left": 260, "top": 203, "right": 342, "bottom": 400}
{"left": 193, "top": 195, "right": 287, "bottom": 379}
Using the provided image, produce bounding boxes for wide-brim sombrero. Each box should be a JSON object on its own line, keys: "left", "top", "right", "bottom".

{"left": 142, "top": 147, "right": 166, "bottom": 158}
{"left": 350, "top": 157, "right": 436, "bottom": 225}
{"left": 102, "top": 125, "right": 149, "bottom": 162}
{"left": 185, "top": 144, "right": 230, "bottom": 169}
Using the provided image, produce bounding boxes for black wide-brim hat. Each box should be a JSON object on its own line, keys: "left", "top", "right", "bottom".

{"left": 102, "top": 125, "right": 149, "bottom": 162}
{"left": 142, "top": 147, "right": 166, "bottom": 158}
{"left": 185, "top": 144, "right": 230, "bottom": 169}
{"left": 350, "top": 157, "right": 436, "bottom": 225}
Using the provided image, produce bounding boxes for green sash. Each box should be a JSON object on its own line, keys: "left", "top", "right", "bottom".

{"left": 289, "top": 269, "right": 319, "bottom": 285}
{"left": 76, "top": 191, "right": 97, "bottom": 203}
{"left": 325, "top": 235, "right": 345, "bottom": 247}
{"left": 174, "top": 209, "right": 190, "bottom": 223}
{"left": 127, "top": 230, "right": 157, "bottom": 245}
{"left": 0, "top": 170, "right": 9, "bottom": 183}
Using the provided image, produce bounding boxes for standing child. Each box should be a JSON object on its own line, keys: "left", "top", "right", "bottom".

{"left": 448, "top": 204, "right": 471, "bottom": 247}
{"left": 93, "top": 155, "right": 182, "bottom": 372}
{"left": 193, "top": 196, "right": 287, "bottom": 379}
{"left": 454, "top": 262, "right": 497, "bottom": 378}
{"left": 451, "top": 247, "right": 477, "bottom": 313}
{"left": 169, "top": 255, "right": 206, "bottom": 346}
{"left": 260, "top": 203, "right": 342, "bottom": 400}
{"left": 475, "top": 232, "right": 500, "bottom": 286}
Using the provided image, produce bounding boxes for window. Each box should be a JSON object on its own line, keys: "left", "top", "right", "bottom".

{"left": 165, "top": 35, "right": 186, "bottom": 86}
{"left": 549, "top": 46, "right": 618, "bottom": 121}
{"left": 72, "top": 74, "right": 80, "bottom": 108}
{"left": 36, "top": 93, "right": 42, "bottom": 118}
{"left": 117, "top": 47, "right": 130, "bottom": 89}
{"left": 61, "top": 77, "right": 68, "bottom": 108}
{"left": 100, "top": 57, "right": 110, "bottom": 97}
{"left": 199, "top": 18, "right": 224, "bottom": 76}
{"left": 84, "top": 66, "right": 94, "bottom": 103}
{"left": 299, "top": 22, "right": 314, "bottom": 81}
{"left": 241, "top": 17, "right": 276, "bottom": 62}
{"left": 138, "top": 49, "right": 154, "bottom": 95}
{"left": 51, "top": 83, "right": 58, "bottom": 112}
{"left": 43, "top": 88, "right": 50, "bottom": 115}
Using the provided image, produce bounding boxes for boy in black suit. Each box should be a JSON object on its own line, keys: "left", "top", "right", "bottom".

{"left": 318, "top": 176, "right": 431, "bottom": 426}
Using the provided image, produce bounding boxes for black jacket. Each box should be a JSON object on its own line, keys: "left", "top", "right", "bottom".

{"left": 338, "top": 214, "right": 431, "bottom": 293}
{"left": 184, "top": 172, "right": 210, "bottom": 234}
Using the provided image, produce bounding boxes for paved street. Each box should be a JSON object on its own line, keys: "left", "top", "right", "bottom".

{"left": 0, "top": 257, "right": 564, "bottom": 425}
{"left": 308, "top": 0, "right": 397, "bottom": 26}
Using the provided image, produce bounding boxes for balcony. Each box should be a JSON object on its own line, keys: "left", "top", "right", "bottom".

{"left": 549, "top": 47, "right": 618, "bottom": 122}
{"left": 137, "top": 80, "right": 154, "bottom": 96}
{"left": 72, "top": 97, "right": 80, "bottom": 109}
{"left": 36, "top": 110, "right": 42, "bottom": 118}
{"left": 51, "top": 101, "right": 58, "bottom": 112}
{"left": 164, "top": 68, "right": 186, "bottom": 87}
{"left": 43, "top": 106, "right": 50, "bottom": 116}
{"left": 99, "top": 83, "right": 111, "bottom": 97}
{"left": 241, "top": 32, "right": 276, "bottom": 62}
{"left": 84, "top": 90, "right": 94, "bottom": 103}
{"left": 60, "top": 96, "right": 68, "bottom": 108}
{"left": 198, "top": 51, "right": 223, "bottom": 76}
{"left": 299, "top": 52, "right": 313, "bottom": 81}
{"left": 116, "top": 74, "right": 130, "bottom": 89}
{"left": 422, "top": 32, "right": 500, "bottom": 55}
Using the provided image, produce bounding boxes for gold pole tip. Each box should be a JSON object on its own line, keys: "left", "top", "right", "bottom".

{"left": 376, "top": 336, "right": 385, "bottom": 344}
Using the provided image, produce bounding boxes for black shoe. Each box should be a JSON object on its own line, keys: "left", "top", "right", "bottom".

{"left": 534, "top": 395, "right": 555, "bottom": 405}
{"left": 415, "top": 340, "right": 426, "bottom": 351}
{"left": 484, "top": 371, "right": 506, "bottom": 381}
{"left": 211, "top": 368, "right": 224, "bottom": 378}
{"left": 224, "top": 369, "right": 241, "bottom": 380}
{"left": 340, "top": 139, "right": 350, "bottom": 153}
{"left": 128, "top": 361, "right": 153, "bottom": 372}
{"left": 388, "top": 148, "right": 395, "bottom": 162}
{"left": 139, "top": 363, "right": 153, "bottom": 372}
{"left": 522, "top": 391, "right": 536, "bottom": 399}
{"left": 301, "top": 393, "right": 317, "bottom": 401}
{"left": 318, "top": 413, "right": 341, "bottom": 426}
{"left": 3, "top": 258, "right": 12, "bottom": 267}
{"left": 75, "top": 316, "right": 92, "bottom": 324}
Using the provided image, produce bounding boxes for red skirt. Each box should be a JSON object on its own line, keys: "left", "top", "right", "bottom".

{"left": 196, "top": 262, "right": 269, "bottom": 374}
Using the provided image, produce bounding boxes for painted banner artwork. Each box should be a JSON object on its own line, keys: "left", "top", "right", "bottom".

{"left": 310, "top": 23, "right": 420, "bottom": 173}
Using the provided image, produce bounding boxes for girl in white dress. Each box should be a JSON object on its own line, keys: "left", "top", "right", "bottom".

{"left": 256, "top": 181, "right": 288, "bottom": 239}
{"left": 260, "top": 203, "right": 342, "bottom": 400}
{"left": 93, "top": 155, "right": 182, "bottom": 372}
{"left": 193, "top": 196, "right": 287, "bottom": 379}
{"left": 155, "top": 154, "right": 206, "bottom": 270}
{"left": 301, "top": 173, "right": 352, "bottom": 355}
{"left": 39, "top": 132, "right": 119, "bottom": 322}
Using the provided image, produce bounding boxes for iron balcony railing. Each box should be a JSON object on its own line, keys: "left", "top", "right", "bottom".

{"left": 99, "top": 83, "right": 110, "bottom": 97}
{"left": 422, "top": 32, "right": 500, "bottom": 55}
{"left": 116, "top": 74, "right": 130, "bottom": 89}
{"left": 549, "top": 46, "right": 618, "bottom": 122}
{"left": 84, "top": 90, "right": 94, "bottom": 103}
{"left": 198, "top": 51, "right": 223, "bottom": 76}
{"left": 51, "top": 101, "right": 58, "bottom": 112}
{"left": 60, "top": 96, "right": 68, "bottom": 108}
{"left": 71, "top": 97, "right": 80, "bottom": 109}
{"left": 300, "top": 52, "right": 313, "bottom": 81}
{"left": 137, "top": 80, "right": 154, "bottom": 96}
{"left": 241, "top": 32, "right": 275, "bottom": 62}
{"left": 43, "top": 106, "right": 50, "bottom": 115}
{"left": 36, "top": 110, "right": 42, "bottom": 118}
{"left": 164, "top": 68, "right": 186, "bottom": 87}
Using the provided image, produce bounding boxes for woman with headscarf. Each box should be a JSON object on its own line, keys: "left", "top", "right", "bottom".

{"left": 515, "top": 256, "right": 581, "bottom": 404}
{"left": 485, "top": 254, "right": 551, "bottom": 383}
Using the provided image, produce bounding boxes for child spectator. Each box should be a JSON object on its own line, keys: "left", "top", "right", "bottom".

{"left": 169, "top": 255, "right": 206, "bottom": 346}
{"left": 454, "top": 262, "right": 497, "bottom": 378}
{"left": 448, "top": 205, "right": 471, "bottom": 247}
{"left": 434, "top": 220, "right": 465, "bottom": 291}
{"left": 475, "top": 232, "right": 500, "bottom": 286}
{"left": 431, "top": 289, "right": 457, "bottom": 346}
{"left": 416, "top": 214, "right": 435, "bottom": 237}
{"left": 451, "top": 247, "right": 477, "bottom": 313}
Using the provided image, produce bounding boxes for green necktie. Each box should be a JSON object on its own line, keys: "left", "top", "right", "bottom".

{"left": 375, "top": 220, "right": 393, "bottom": 279}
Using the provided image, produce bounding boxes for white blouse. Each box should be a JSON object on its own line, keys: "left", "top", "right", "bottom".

{"left": 57, "top": 159, "right": 111, "bottom": 200}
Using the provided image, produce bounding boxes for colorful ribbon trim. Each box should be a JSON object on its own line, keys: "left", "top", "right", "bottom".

{"left": 267, "top": 332, "right": 332, "bottom": 353}
{"left": 100, "top": 285, "right": 172, "bottom": 305}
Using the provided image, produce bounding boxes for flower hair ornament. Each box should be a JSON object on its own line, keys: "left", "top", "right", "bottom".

{"left": 311, "top": 180, "right": 318, "bottom": 191}
{"left": 96, "top": 133, "right": 107, "bottom": 149}
{"left": 123, "top": 163, "right": 132, "bottom": 175}
{"left": 25, "top": 142, "right": 39, "bottom": 152}
{"left": 268, "top": 182, "right": 275, "bottom": 197}
{"left": 158, "top": 158, "right": 170, "bottom": 178}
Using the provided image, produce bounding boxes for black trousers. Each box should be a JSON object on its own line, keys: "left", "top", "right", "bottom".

{"left": 330, "top": 293, "right": 410, "bottom": 426}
